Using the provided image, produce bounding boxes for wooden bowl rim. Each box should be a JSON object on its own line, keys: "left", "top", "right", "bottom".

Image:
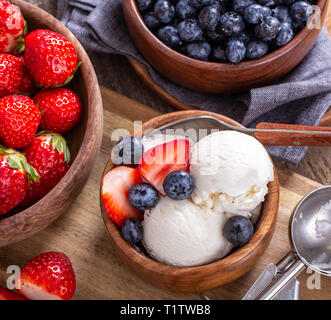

{"left": 0, "top": 1, "right": 103, "bottom": 229}
{"left": 101, "top": 110, "right": 279, "bottom": 278}
{"left": 125, "top": 0, "right": 327, "bottom": 71}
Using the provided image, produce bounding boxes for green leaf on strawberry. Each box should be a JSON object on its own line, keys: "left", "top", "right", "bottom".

{"left": 1, "top": 148, "right": 40, "bottom": 184}
{"left": 0, "top": 146, "right": 9, "bottom": 155}
{"left": 23, "top": 19, "right": 28, "bottom": 36}
{"left": 22, "top": 162, "right": 40, "bottom": 184}
{"left": 7, "top": 157, "right": 21, "bottom": 170}
{"left": 50, "top": 133, "right": 71, "bottom": 163}
{"left": 62, "top": 61, "right": 83, "bottom": 87}
{"left": 13, "top": 37, "right": 25, "bottom": 56}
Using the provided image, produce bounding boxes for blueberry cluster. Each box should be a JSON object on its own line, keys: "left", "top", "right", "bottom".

{"left": 137, "top": 0, "right": 316, "bottom": 63}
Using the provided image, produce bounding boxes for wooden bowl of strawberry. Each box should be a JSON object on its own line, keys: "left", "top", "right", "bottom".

{"left": 100, "top": 110, "right": 279, "bottom": 293}
{"left": 0, "top": 0, "right": 103, "bottom": 247}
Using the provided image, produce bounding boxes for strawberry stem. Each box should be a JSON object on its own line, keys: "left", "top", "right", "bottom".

{"left": 1, "top": 147, "right": 40, "bottom": 184}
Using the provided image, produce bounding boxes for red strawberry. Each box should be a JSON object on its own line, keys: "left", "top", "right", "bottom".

{"left": 16, "top": 57, "right": 37, "bottom": 95}
{"left": 24, "top": 29, "right": 78, "bottom": 88}
{"left": 0, "top": 95, "right": 41, "bottom": 149}
{"left": 0, "top": 54, "right": 23, "bottom": 98}
{"left": 0, "top": 147, "right": 39, "bottom": 215}
{"left": 0, "top": 286, "right": 25, "bottom": 300}
{"left": 34, "top": 88, "right": 82, "bottom": 133}
{"left": 21, "top": 132, "right": 70, "bottom": 206}
{"left": 138, "top": 139, "right": 191, "bottom": 195}
{"left": 101, "top": 166, "right": 143, "bottom": 227}
{"left": 0, "top": 1, "right": 25, "bottom": 54}
{"left": 16, "top": 252, "right": 76, "bottom": 300}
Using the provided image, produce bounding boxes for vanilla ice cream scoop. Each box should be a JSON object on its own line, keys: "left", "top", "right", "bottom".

{"left": 143, "top": 197, "right": 232, "bottom": 267}
{"left": 190, "top": 131, "right": 274, "bottom": 216}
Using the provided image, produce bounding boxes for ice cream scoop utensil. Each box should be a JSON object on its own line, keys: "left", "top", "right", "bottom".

{"left": 243, "top": 186, "right": 331, "bottom": 300}
{"left": 151, "top": 116, "right": 331, "bottom": 146}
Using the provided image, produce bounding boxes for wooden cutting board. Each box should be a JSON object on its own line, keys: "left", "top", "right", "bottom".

{"left": 0, "top": 87, "right": 330, "bottom": 300}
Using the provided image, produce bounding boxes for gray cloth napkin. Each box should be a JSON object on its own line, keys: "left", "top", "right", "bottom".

{"left": 57, "top": 0, "right": 331, "bottom": 164}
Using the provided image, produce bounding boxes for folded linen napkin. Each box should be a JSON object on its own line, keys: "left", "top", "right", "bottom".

{"left": 57, "top": 0, "right": 331, "bottom": 164}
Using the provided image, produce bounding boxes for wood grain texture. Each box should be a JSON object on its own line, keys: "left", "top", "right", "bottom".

{"left": 0, "top": 1, "right": 103, "bottom": 247}
{"left": 123, "top": 0, "right": 327, "bottom": 93}
{"left": 255, "top": 122, "right": 331, "bottom": 146}
{"left": 101, "top": 110, "right": 279, "bottom": 293}
{"left": 1, "top": 87, "right": 330, "bottom": 299}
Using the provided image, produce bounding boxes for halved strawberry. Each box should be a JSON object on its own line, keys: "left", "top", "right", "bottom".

{"left": 16, "top": 252, "right": 76, "bottom": 300}
{"left": 101, "top": 166, "right": 143, "bottom": 227}
{"left": 138, "top": 139, "right": 191, "bottom": 195}
{"left": 0, "top": 286, "right": 25, "bottom": 300}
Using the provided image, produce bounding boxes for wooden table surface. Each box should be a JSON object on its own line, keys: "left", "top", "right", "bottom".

{"left": 0, "top": 0, "right": 330, "bottom": 300}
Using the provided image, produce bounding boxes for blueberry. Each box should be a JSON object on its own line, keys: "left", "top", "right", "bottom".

{"left": 256, "top": 0, "right": 275, "bottom": 7}
{"left": 218, "top": 12, "right": 245, "bottom": 37}
{"left": 198, "top": 5, "right": 220, "bottom": 31}
{"left": 230, "top": 31, "right": 250, "bottom": 44}
{"left": 143, "top": 11, "right": 162, "bottom": 29}
{"left": 210, "top": 0, "right": 225, "bottom": 14}
{"left": 211, "top": 45, "right": 228, "bottom": 62}
{"left": 176, "top": 43, "right": 187, "bottom": 54}
{"left": 291, "top": 1, "right": 314, "bottom": 24}
{"left": 186, "top": 42, "right": 211, "bottom": 60}
{"left": 205, "top": 29, "right": 225, "bottom": 43}
{"left": 255, "top": 16, "right": 281, "bottom": 40}
{"left": 178, "top": 18, "right": 204, "bottom": 42}
{"left": 175, "top": 0, "right": 197, "bottom": 19}
{"left": 128, "top": 183, "right": 159, "bottom": 210}
{"left": 112, "top": 136, "right": 144, "bottom": 168}
{"left": 226, "top": 39, "right": 246, "bottom": 63}
{"left": 121, "top": 218, "right": 143, "bottom": 244}
{"left": 272, "top": 5, "right": 292, "bottom": 23}
{"left": 261, "top": 6, "right": 272, "bottom": 18}
{"left": 244, "top": 4, "right": 265, "bottom": 24}
{"left": 246, "top": 40, "right": 268, "bottom": 59}
{"left": 154, "top": 0, "right": 175, "bottom": 24}
{"left": 283, "top": 0, "right": 296, "bottom": 4}
{"left": 137, "top": 0, "right": 155, "bottom": 12}
{"left": 157, "top": 26, "right": 182, "bottom": 48}
{"left": 232, "top": 0, "right": 255, "bottom": 15}
{"left": 188, "top": 0, "right": 213, "bottom": 9}
{"left": 223, "top": 215, "right": 254, "bottom": 246}
{"left": 163, "top": 170, "right": 195, "bottom": 200}
{"left": 292, "top": 20, "right": 305, "bottom": 32}
{"left": 274, "top": 22, "right": 293, "bottom": 46}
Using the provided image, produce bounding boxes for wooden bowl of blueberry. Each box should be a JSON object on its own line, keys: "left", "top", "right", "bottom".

{"left": 123, "top": 0, "right": 327, "bottom": 93}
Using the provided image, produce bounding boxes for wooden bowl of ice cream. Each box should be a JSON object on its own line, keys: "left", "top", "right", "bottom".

{"left": 100, "top": 110, "right": 279, "bottom": 293}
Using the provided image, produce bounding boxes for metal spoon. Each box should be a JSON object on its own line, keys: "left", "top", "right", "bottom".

{"left": 243, "top": 186, "right": 331, "bottom": 300}
{"left": 147, "top": 115, "right": 331, "bottom": 146}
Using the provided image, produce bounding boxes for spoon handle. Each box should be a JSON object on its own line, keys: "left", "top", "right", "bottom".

{"left": 255, "top": 122, "right": 331, "bottom": 146}
{"left": 256, "top": 257, "right": 306, "bottom": 300}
